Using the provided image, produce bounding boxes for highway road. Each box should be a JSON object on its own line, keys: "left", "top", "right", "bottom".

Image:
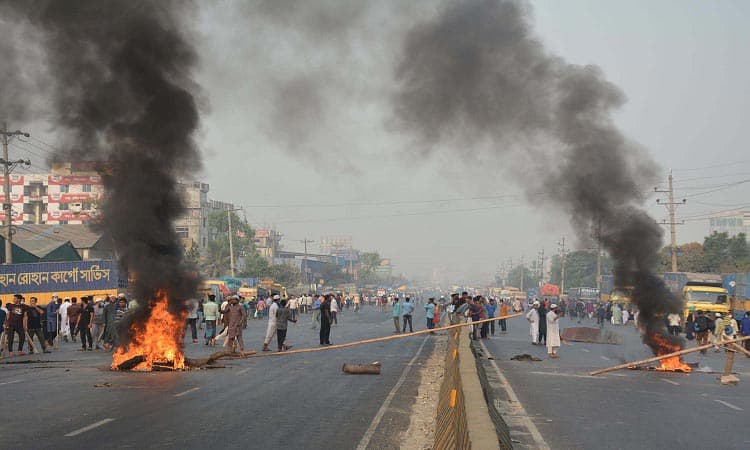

{"left": 1, "top": 306, "right": 437, "bottom": 450}
{"left": 478, "top": 314, "right": 750, "bottom": 450}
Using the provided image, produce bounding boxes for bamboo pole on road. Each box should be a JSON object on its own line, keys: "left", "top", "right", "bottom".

{"left": 246, "top": 312, "right": 524, "bottom": 359}
{"left": 590, "top": 335, "right": 750, "bottom": 376}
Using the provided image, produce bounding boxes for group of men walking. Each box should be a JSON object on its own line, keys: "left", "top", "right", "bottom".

{"left": 1, "top": 293, "right": 131, "bottom": 357}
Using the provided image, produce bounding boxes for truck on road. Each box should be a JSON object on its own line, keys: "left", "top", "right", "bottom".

{"left": 662, "top": 272, "right": 729, "bottom": 319}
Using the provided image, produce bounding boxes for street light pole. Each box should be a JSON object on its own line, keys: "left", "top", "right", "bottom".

{"left": 1, "top": 123, "right": 30, "bottom": 264}
{"left": 226, "top": 207, "right": 243, "bottom": 277}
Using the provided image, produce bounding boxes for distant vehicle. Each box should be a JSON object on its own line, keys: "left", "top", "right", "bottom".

{"left": 610, "top": 286, "right": 633, "bottom": 306}
{"left": 201, "top": 279, "right": 231, "bottom": 303}
{"left": 568, "top": 287, "right": 599, "bottom": 303}
{"left": 540, "top": 284, "right": 560, "bottom": 302}
{"left": 663, "top": 272, "right": 729, "bottom": 319}
{"left": 258, "top": 278, "right": 288, "bottom": 299}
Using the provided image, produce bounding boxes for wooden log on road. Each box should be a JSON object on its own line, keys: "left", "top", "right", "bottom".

{"left": 590, "top": 335, "right": 750, "bottom": 376}
{"left": 342, "top": 361, "right": 381, "bottom": 375}
{"left": 184, "top": 349, "right": 256, "bottom": 368}
{"left": 116, "top": 355, "right": 145, "bottom": 371}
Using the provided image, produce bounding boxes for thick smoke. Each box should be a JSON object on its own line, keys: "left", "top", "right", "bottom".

{"left": 391, "top": 0, "right": 681, "bottom": 354}
{"left": 2, "top": 1, "right": 202, "bottom": 345}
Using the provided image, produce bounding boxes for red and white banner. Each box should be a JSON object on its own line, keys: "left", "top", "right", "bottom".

{"left": 47, "top": 175, "right": 102, "bottom": 185}
{"left": 47, "top": 192, "right": 100, "bottom": 203}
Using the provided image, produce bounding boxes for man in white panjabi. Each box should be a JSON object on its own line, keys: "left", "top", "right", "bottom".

{"left": 58, "top": 297, "right": 72, "bottom": 342}
{"left": 525, "top": 300, "right": 540, "bottom": 344}
{"left": 262, "top": 295, "right": 280, "bottom": 352}
{"left": 546, "top": 304, "right": 561, "bottom": 358}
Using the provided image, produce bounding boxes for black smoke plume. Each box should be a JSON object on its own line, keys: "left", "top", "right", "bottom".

{"left": 2, "top": 1, "right": 202, "bottom": 345}
{"left": 391, "top": 0, "right": 681, "bottom": 354}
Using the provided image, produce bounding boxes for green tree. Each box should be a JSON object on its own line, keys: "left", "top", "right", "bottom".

{"left": 358, "top": 251, "right": 382, "bottom": 284}
{"left": 701, "top": 231, "right": 750, "bottom": 272}
{"left": 506, "top": 265, "right": 540, "bottom": 290}
{"left": 549, "top": 250, "right": 612, "bottom": 290}
{"left": 184, "top": 240, "right": 201, "bottom": 267}
{"left": 657, "top": 242, "right": 706, "bottom": 272}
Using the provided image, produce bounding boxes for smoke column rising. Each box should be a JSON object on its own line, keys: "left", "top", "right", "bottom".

{"left": 391, "top": 0, "right": 682, "bottom": 353}
{"left": 1, "top": 1, "right": 202, "bottom": 345}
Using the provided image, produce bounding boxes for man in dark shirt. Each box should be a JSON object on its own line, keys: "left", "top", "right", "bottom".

{"left": 5, "top": 294, "right": 27, "bottom": 356}
{"left": 319, "top": 294, "right": 332, "bottom": 346}
{"left": 67, "top": 298, "right": 82, "bottom": 342}
{"left": 24, "top": 297, "right": 50, "bottom": 353}
{"left": 77, "top": 297, "right": 94, "bottom": 351}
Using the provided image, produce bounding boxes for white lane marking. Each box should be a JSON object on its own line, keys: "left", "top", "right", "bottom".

{"left": 65, "top": 418, "right": 115, "bottom": 437}
{"left": 715, "top": 400, "right": 743, "bottom": 411}
{"left": 236, "top": 367, "right": 251, "bottom": 375}
{"left": 174, "top": 387, "right": 200, "bottom": 397}
{"left": 660, "top": 378, "right": 680, "bottom": 386}
{"left": 581, "top": 348, "right": 591, "bottom": 353}
{"left": 480, "top": 341, "right": 550, "bottom": 450}
{"left": 600, "top": 356, "right": 611, "bottom": 361}
{"left": 529, "top": 371, "right": 604, "bottom": 379}
{"left": 356, "top": 336, "right": 428, "bottom": 450}
{"left": 0, "top": 380, "right": 21, "bottom": 386}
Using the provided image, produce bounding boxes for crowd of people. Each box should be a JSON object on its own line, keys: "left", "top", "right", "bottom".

{"left": 0, "top": 293, "right": 131, "bottom": 357}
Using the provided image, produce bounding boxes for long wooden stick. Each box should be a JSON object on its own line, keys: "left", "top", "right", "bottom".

{"left": 590, "top": 335, "right": 750, "bottom": 376}
{"left": 726, "top": 342, "right": 750, "bottom": 357}
{"left": 247, "top": 312, "right": 524, "bottom": 359}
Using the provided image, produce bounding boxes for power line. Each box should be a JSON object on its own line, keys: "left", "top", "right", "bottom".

{"left": 244, "top": 192, "right": 551, "bottom": 209}
{"left": 268, "top": 202, "right": 530, "bottom": 224}
{"left": 673, "top": 158, "right": 750, "bottom": 172}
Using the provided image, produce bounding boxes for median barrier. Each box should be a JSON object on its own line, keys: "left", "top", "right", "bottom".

{"left": 434, "top": 327, "right": 505, "bottom": 449}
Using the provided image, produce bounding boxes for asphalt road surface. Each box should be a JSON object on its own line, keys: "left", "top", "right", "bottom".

{"left": 478, "top": 313, "right": 750, "bottom": 450}
{"left": 1, "top": 306, "right": 436, "bottom": 449}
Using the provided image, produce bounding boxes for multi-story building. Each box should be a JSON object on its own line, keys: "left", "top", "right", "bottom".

{"left": 0, "top": 162, "right": 104, "bottom": 225}
{"left": 709, "top": 211, "right": 750, "bottom": 240}
{"left": 173, "top": 181, "right": 233, "bottom": 254}
{"left": 0, "top": 162, "right": 232, "bottom": 255}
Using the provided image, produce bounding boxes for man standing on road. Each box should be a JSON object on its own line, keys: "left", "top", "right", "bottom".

{"left": 91, "top": 298, "right": 106, "bottom": 350}
{"left": 311, "top": 294, "right": 321, "bottom": 330}
{"left": 319, "top": 294, "right": 333, "bottom": 346}
{"left": 203, "top": 294, "right": 219, "bottom": 346}
{"left": 401, "top": 297, "right": 414, "bottom": 333}
{"left": 486, "top": 298, "right": 497, "bottom": 336}
{"left": 77, "top": 297, "right": 94, "bottom": 351}
{"left": 330, "top": 295, "right": 339, "bottom": 326}
{"left": 24, "top": 297, "right": 50, "bottom": 354}
{"left": 667, "top": 312, "right": 682, "bottom": 336}
{"left": 45, "top": 296, "right": 60, "bottom": 347}
{"left": 222, "top": 296, "right": 246, "bottom": 352}
{"left": 425, "top": 298, "right": 436, "bottom": 333}
{"left": 546, "top": 304, "right": 561, "bottom": 358}
{"left": 499, "top": 299, "right": 510, "bottom": 335}
{"left": 537, "top": 302, "right": 548, "bottom": 346}
{"left": 186, "top": 298, "right": 199, "bottom": 344}
{"left": 288, "top": 295, "right": 298, "bottom": 321}
{"left": 58, "top": 297, "right": 71, "bottom": 343}
{"left": 526, "top": 300, "right": 540, "bottom": 345}
{"left": 262, "top": 295, "right": 280, "bottom": 352}
{"left": 67, "top": 297, "right": 82, "bottom": 343}
{"left": 694, "top": 310, "right": 711, "bottom": 354}
{"left": 5, "top": 294, "right": 27, "bottom": 356}
{"left": 392, "top": 297, "right": 401, "bottom": 333}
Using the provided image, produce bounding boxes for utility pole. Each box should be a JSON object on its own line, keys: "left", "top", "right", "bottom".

{"left": 655, "top": 170, "right": 686, "bottom": 272}
{"left": 596, "top": 219, "right": 602, "bottom": 294}
{"left": 1, "top": 123, "right": 30, "bottom": 264}
{"left": 519, "top": 255, "right": 525, "bottom": 292}
{"left": 226, "top": 207, "right": 243, "bottom": 277}
{"left": 298, "top": 238, "right": 315, "bottom": 286}
{"left": 537, "top": 249, "right": 545, "bottom": 285}
{"left": 558, "top": 236, "right": 567, "bottom": 294}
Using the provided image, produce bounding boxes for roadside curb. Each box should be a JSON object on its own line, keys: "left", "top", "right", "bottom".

{"left": 433, "top": 329, "right": 502, "bottom": 449}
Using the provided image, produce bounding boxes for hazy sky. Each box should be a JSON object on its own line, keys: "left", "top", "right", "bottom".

{"left": 12, "top": 1, "right": 750, "bottom": 284}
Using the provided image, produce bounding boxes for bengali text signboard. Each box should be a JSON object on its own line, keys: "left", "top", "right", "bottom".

{"left": 0, "top": 260, "right": 122, "bottom": 295}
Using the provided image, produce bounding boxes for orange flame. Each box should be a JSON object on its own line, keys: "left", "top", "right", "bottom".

{"left": 650, "top": 333, "right": 692, "bottom": 372}
{"left": 111, "top": 291, "right": 186, "bottom": 371}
